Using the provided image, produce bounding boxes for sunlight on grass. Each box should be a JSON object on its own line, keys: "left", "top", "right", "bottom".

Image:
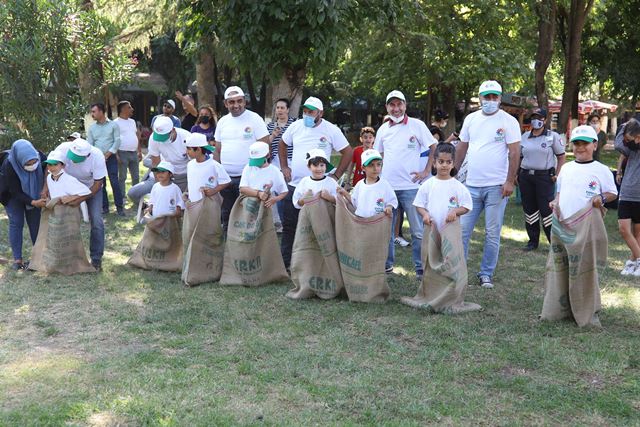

{"left": 602, "top": 289, "right": 640, "bottom": 311}
{"left": 13, "top": 305, "right": 30, "bottom": 315}
{"left": 1, "top": 353, "right": 82, "bottom": 384}
{"left": 500, "top": 224, "right": 529, "bottom": 242}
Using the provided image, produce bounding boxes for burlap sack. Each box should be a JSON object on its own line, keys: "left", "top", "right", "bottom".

{"left": 128, "top": 215, "right": 183, "bottom": 271}
{"left": 219, "top": 195, "right": 288, "bottom": 286}
{"left": 181, "top": 194, "right": 224, "bottom": 286}
{"left": 286, "top": 195, "right": 344, "bottom": 300}
{"left": 29, "top": 198, "right": 95, "bottom": 275}
{"left": 400, "top": 221, "right": 481, "bottom": 314}
{"left": 335, "top": 196, "right": 391, "bottom": 303}
{"left": 540, "top": 206, "right": 607, "bottom": 327}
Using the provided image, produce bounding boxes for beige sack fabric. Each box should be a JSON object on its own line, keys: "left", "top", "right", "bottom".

{"left": 29, "top": 198, "right": 95, "bottom": 275}
{"left": 286, "top": 195, "right": 344, "bottom": 300}
{"left": 335, "top": 196, "right": 391, "bottom": 303}
{"left": 540, "top": 206, "right": 607, "bottom": 327}
{"left": 181, "top": 195, "right": 225, "bottom": 286}
{"left": 128, "top": 215, "right": 183, "bottom": 271}
{"left": 220, "top": 195, "right": 288, "bottom": 286}
{"left": 401, "top": 221, "right": 481, "bottom": 314}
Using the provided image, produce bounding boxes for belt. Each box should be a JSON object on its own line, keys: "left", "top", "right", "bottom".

{"left": 520, "top": 168, "right": 554, "bottom": 176}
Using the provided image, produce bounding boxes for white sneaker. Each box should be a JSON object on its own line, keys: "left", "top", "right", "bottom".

{"left": 394, "top": 236, "right": 410, "bottom": 247}
{"left": 633, "top": 259, "right": 640, "bottom": 277}
{"left": 621, "top": 260, "right": 637, "bottom": 276}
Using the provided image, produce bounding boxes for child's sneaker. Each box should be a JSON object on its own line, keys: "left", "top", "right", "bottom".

{"left": 621, "top": 260, "right": 637, "bottom": 276}
{"left": 478, "top": 275, "right": 494, "bottom": 289}
{"left": 633, "top": 259, "right": 640, "bottom": 277}
{"left": 394, "top": 236, "right": 410, "bottom": 247}
{"left": 385, "top": 266, "right": 394, "bottom": 274}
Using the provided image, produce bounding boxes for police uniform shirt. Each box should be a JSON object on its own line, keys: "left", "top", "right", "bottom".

{"left": 520, "top": 129, "right": 565, "bottom": 171}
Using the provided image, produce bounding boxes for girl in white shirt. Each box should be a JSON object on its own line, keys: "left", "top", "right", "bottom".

{"left": 239, "top": 142, "right": 288, "bottom": 207}
{"left": 292, "top": 149, "right": 338, "bottom": 209}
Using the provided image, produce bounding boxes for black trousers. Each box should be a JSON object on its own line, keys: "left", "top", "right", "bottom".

{"left": 220, "top": 176, "right": 241, "bottom": 235}
{"left": 280, "top": 184, "right": 299, "bottom": 269}
{"left": 519, "top": 171, "right": 555, "bottom": 246}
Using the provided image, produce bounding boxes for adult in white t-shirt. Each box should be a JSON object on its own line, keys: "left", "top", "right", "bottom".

{"left": 115, "top": 101, "right": 141, "bottom": 198}
{"left": 148, "top": 115, "right": 191, "bottom": 192}
{"left": 374, "top": 89, "right": 437, "bottom": 277}
{"left": 277, "top": 96, "right": 353, "bottom": 269}
{"left": 49, "top": 138, "right": 108, "bottom": 270}
{"left": 455, "top": 80, "right": 521, "bottom": 289}
{"left": 213, "top": 86, "right": 269, "bottom": 232}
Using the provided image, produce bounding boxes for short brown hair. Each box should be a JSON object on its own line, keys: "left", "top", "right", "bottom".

{"left": 360, "top": 126, "right": 375, "bottom": 137}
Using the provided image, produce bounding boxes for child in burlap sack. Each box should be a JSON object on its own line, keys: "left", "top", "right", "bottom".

{"left": 292, "top": 149, "right": 338, "bottom": 209}
{"left": 185, "top": 133, "right": 230, "bottom": 204}
{"left": 401, "top": 143, "right": 481, "bottom": 314}
{"left": 145, "top": 161, "right": 185, "bottom": 220}
{"left": 239, "top": 141, "right": 289, "bottom": 208}
{"left": 541, "top": 125, "right": 618, "bottom": 327}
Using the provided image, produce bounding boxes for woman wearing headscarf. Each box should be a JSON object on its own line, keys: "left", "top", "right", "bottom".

{"left": 2, "top": 139, "right": 46, "bottom": 270}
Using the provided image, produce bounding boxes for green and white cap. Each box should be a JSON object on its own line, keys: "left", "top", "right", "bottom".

{"left": 361, "top": 148, "right": 383, "bottom": 167}
{"left": 306, "top": 148, "right": 335, "bottom": 172}
{"left": 478, "top": 80, "right": 502, "bottom": 96}
{"left": 44, "top": 150, "right": 65, "bottom": 165}
{"left": 303, "top": 96, "right": 323, "bottom": 111}
{"left": 186, "top": 132, "right": 214, "bottom": 152}
{"left": 248, "top": 141, "right": 270, "bottom": 167}
{"left": 151, "top": 160, "right": 175, "bottom": 174}
{"left": 152, "top": 116, "right": 174, "bottom": 142}
{"left": 570, "top": 125, "right": 598, "bottom": 143}
{"left": 66, "top": 138, "right": 92, "bottom": 163}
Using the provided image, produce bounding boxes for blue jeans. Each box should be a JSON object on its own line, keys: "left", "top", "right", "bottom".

{"left": 460, "top": 185, "right": 508, "bottom": 278}
{"left": 386, "top": 188, "right": 423, "bottom": 272}
{"left": 86, "top": 191, "right": 105, "bottom": 263}
{"left": 102, "top": 154, "right": 124, "bottom": 212}
{"left": 5, "top": 198, "right": 40, "bottom": 261}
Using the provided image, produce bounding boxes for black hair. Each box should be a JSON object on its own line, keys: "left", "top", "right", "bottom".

{"left": 434, "top": 109, "right": 449, "bottom": 121}
{"left": 623, "top": 118, "right": 640, "bottom": 151}
{"left": 307, "top": 156, "right": 328, "bottom": 167}
{"left": 117, "top": 100, "right": 131, "bottom": 115}
{"left": 431, "top": 142, "right": 458, "bottom": 177}
{"left": 587, "top": 113, "right": 601, "bottom": 123}
{"left": 275, "top": 98, "right": 290, "bottom": 109}
{"left": 91, "top": 103, "right": 106, "bottom": 113}
{"left": 428, "top": 125, "right": 445, "bottom": 142}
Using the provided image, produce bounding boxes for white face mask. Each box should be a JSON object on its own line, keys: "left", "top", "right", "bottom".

{"left": 481, "top": 100, "right": 500, "bottom": 115}
{"left": 23, "top": 162, "right": 39, "bottom": 172}
{"left": 531, "top": 119, "right": 544, "bottom": 130}
{"left": 389, "top": 114, "right": 405, "bottom": 124}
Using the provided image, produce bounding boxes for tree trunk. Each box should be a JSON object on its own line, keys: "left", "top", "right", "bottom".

{"left": 271, "top": 66, "right": 306, "bottom": 118}
{"left": 442, "top": 84, "right": 457, "bottom": 137}
{"left": 212, "top": 57, "right": 224, "bottom": 115}
{"left": 196, "top": 50, "right": 216, "bottom": 113}
{"left": 556, "top": 0, "right": 594, "bottom": 134}
{"left": 534, "top": 0, "right": 557, "bottom": 112}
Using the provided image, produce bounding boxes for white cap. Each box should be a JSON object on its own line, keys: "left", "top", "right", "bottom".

{"left": 361, "top": 149, "right": 383, "bottom": 167}
{"left": 68, "top": 131, "right": 81, "bottom": 140}
{"left": 302, "top": 96, "right": 323, "bottom": 111}
{"left": 478, "top": 80, "right": 502, "bottom": 96}
{"left": 249, "top": 141, "right": 270, "bottom": 159}
{"left": 386, "top": 90, "right": 406, "bottom": 104}
{"left": 224, "top": 86, "right": 245, "bottom": 100}
{"left": 186, "top": 133, "right": 208, "bottom": 147}
{"left": 306, "top": 148, "right": 335, "bottom": 171}
{"left": 165, "top": 99, "right": 176, "bottom": 109}
{"left": 44, "top": 150, "right": 66, "bottom": 165}
{"left": 152, "top": 160, "right": 175, "bottom": 174}
{"left": 69, "top": 138, "right": 92, "bottom": 156}
{"left": 570, "top": 125, "right": 598, "bottom": 143}
{"left": 152, "top": 116, "right": 174, "bottom": 142}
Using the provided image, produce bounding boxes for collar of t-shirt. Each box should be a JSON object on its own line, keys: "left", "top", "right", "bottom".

{"left": 388, "top": 115, "right": 409, "bottom": 127}
{"left": 575, "top": 159, "right": 595, "bottom": 164}
{"left": 311, "top": 176, "right": 327, "bottom": 182}
{"left": 527, "top": 129, "right": 549, "bottom": 139}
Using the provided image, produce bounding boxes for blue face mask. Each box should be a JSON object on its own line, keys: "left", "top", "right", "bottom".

{"left": 303, "top": 114, "right": 315, "bottom": 128}
{"left": 481, "top": 100, "right": 500, "bottom": 115}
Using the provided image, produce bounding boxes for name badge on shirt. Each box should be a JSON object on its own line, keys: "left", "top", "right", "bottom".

{"left": 408, "top": 135, "right": 418, "bottom": 149}
{"left": 243, "top": 127, "right": 254, "bottom": 140}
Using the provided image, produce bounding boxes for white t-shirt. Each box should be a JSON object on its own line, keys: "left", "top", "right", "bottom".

{"left": 292, "top": 176, "right": 338, "bottom": 209}
{"left": 459, "top": 109, "right": 521, "bottom": 187}
{"left": 350, "top": 177, "right": 398, "bottom": 217}
{"left": 47, "top": 172, "right": 91, "bottom": 199}
{"left": 413, "top": 177, "right": 473, "bottom": 230}
{"left": 148, "top": 128, "right": 191, "bottom": 175}
{"left": 282, "top": 119, "right": 350, "bottom": 186}
{"left": 556, "top": 160, "right": 617, "bottom": 219}
{"left": 214, "top": 110, "right": 269, "bottom": 176}
{"left": 186, "top": 157, "right": 231, "bottom": 203}
{"left": 239, "top": 163, "right": 288, "bottom": 194}
{"left": 114, "top": 117, "right": 138, "bottom": 152}
{"left": 374, "top": 117, "right": 437, "bottom": 190}
{"left": 54, "top": 141, "right": 107, "bottom": 188}
{"left": 149, "top": 182, "right": 185, "bottom": 218}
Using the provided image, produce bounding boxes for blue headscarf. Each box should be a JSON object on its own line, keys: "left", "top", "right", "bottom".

{"left": 7, "top": 139, "right": 43, "bottom": 200}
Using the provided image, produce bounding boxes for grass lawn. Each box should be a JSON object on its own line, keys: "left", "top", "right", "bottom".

{"left": 1, "top": 150, "right": 639, "bottom": 426}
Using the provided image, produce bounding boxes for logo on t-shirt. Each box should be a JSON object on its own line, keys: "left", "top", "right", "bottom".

{"left": 495, "top": 128, "right": 506, "bottom": 143}
{"left": 408, "top": 135, "right": 417, "bottom": 149}
{"left": 207, "top": 176, "right": 216, "bottom": 187}
{"left": 243, "top": 127, "right": 254, "bottom": 140}
{"left": 448, "top": 196, "right": 459, "bottom": 208}
{"left": 541, "top": 142, "right": 547, "bottom": 148}
{"left": 375, "top": 198, "right": 384, "bottom": 214}
{"left": 318, "top": 136, "right": 328, "bottom": 149}
{"left": 586, "top": 180, "right": 599, "bottom": 197}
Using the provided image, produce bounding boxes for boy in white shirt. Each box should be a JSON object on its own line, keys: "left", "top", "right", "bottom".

{"left": 239, "top": 141, "right": 288, "bottom": 207}
{"left": 43, "top": 151, "right": 91, "bottom": 204}
{"left": 338, "top": 149, "right": 397, "bottom": 217}
{"left": 292, "top": 149, "right": 338, "bottom": 209}
{"left": 185, "top": 133, "right": 231, "bottom": 203}
{"left": 147, "top": 161, "right": 185, "bottom": 218}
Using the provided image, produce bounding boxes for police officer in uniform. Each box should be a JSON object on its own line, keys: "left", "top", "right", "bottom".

{"left": 519, "top": 108, "right": 566, "bottom": 250}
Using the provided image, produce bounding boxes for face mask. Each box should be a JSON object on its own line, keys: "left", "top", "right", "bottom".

{"left": 531, "top": 119, "right": 544, "bottom": 130}
{"left": 24, "top": 162, "right": 39, "bottom": 172}
{"left": 481, "top": 100, "right": 500, "bottom": 115}
{"left": 51, "top": 170, "right": 64, "bottom": 177}
{"left": 200, "top": 116, "right": 210, "bottom": 124}
{"left": 590, "top": 123, "right": 600, "bottom": 132}
{"left": 303, "top": 114, "right": 315, "bottom": 128}
{"left": 389, "top": 114, "right": 405, "bottom": 124}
